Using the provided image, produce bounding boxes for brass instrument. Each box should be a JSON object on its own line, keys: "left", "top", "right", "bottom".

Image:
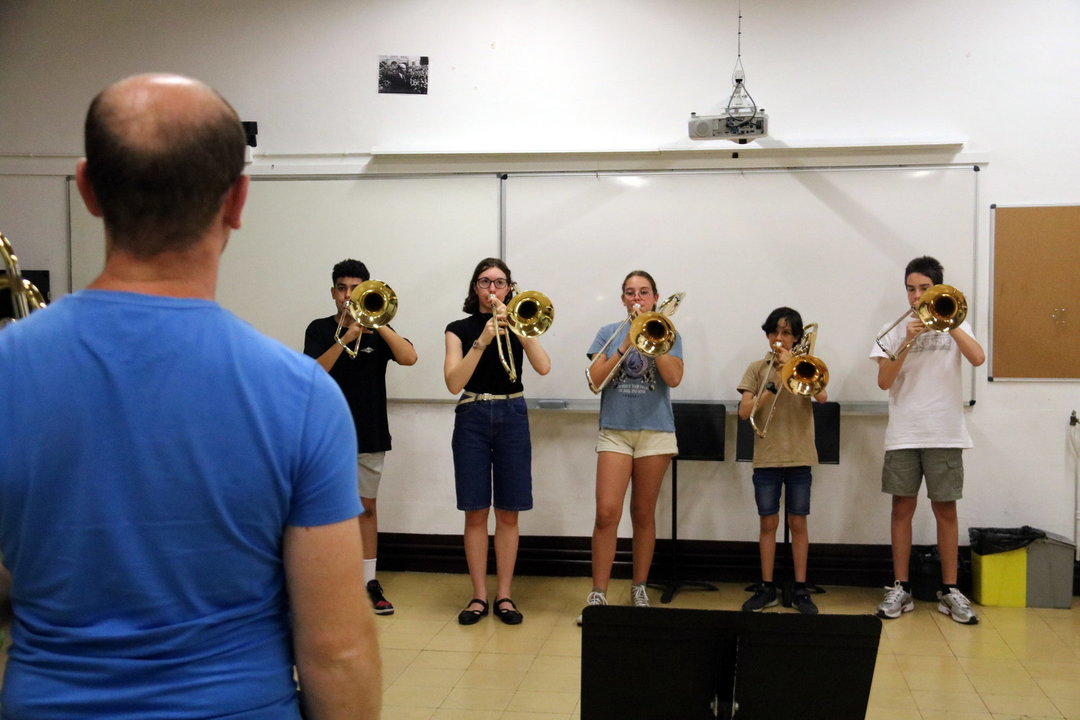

{"left": 492, "top": 284, "right": 555, "bottom": 382}
{"left": 586, "top": 291, "right": 684, "bottom": 394}
{"left": 749, "top": 323, "right": 829, "bottom": 439}
{"left": 1, "top": 232, "right": 47, "bottom": 328}
{"left": 334, "top": 280, "right": 398, "bottom": 358}
{"left": 874, "top": 284, "right": 967, "bottom": 361}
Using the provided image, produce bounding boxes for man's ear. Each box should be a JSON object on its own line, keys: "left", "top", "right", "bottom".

{"left": 75, "top": 159, "right": 104, "bottom": 218}
{"left": 222, "top": 175, "right": 249, "bottom": 230}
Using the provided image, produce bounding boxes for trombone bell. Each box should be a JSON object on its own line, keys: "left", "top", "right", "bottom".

{"left": 335, "top": 279, "right": 398, "bottom": 358}
{"left": 782, "top": 355, "right": 829, "bottom": 397}
{"left": 506, "top": 290, "right": 554, "bottom": 338}
{"left": 350, "top": 280, "right": 399, "bottom": 329}
{"left": 630, "top": 313, "right": 676, "bottom": 356}
{"left": 916, "top": 284, "right": 967, "bottom": 332}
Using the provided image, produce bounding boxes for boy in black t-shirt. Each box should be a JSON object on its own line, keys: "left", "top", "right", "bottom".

{"left": 304, "top": 258, "right": 417, "bottom": 615}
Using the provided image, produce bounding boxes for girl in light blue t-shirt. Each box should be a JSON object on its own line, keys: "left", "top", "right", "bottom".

{"left": 580, "top": 270, "right": 684, "bottom": 620}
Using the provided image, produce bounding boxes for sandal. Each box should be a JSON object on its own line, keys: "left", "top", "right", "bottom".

{"left": 493, "top": 597, "right": 523, "bottom": 625}
{"left": 457, "top": 598, "right": 488, "bottom": 625}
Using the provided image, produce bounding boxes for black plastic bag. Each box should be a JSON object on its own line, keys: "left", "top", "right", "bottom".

{"left": 909, "top": 545, "right": 942, "bottom": 602}
{"left": 968, "top": 526, "right": 1045, "bottom": 555}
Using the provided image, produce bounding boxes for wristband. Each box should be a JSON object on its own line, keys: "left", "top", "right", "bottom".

{"left": 616, "top": 348, "right": 624, "bottom": 357}
{"left": 472, "top": 340, "right": 483, "bottom": 350}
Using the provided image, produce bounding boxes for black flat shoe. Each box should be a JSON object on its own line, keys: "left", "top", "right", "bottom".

{"left": 493, "top": 597, "right": 523, "bottom": 625}
{"left": 457, "top": 598, "right": 488, "bottom": 625}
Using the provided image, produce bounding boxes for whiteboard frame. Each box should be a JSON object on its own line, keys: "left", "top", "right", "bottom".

{"left": 500, "top": 163, "right": 981, "bottom": 409}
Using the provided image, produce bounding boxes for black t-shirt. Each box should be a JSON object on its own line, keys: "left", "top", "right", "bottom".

{"left": 445, "top": 313, "right": 525, "bottom": 395}
{"left": 304, "top": 315, "right": 404, "bottom": 453}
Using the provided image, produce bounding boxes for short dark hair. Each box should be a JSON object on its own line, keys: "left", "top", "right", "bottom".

{"left": 904, "top": 256, "right": 944, "bottom": 286}
{"left": 84, "top": 84, "right": 246, "bottom": 257}
{"left": 463, "top": 257, "right": 513, "bottom": 313}
{"left": 332, "top": 259, "right": 370, "bottom": 284}
{"left": 761, "top": 306, "right": 804, "bottom": 342}
{"left": 622, "top": 270, "right": 658, "bottom": 296}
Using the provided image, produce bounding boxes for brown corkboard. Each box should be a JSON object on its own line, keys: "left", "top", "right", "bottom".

{"left": 991, "top": 205, "right": 1080, "bottom": 379}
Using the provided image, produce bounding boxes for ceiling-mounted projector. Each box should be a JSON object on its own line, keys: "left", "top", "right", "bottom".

{"left": 688, "top": 110, "right": 768, "bottom": 143}
{"left": 690, "top": 8, "right": 768, "bottom": 144}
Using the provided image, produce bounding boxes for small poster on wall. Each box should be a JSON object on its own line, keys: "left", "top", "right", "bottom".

{"left": 378, "top": 55, "right": 429, "bottom": 95}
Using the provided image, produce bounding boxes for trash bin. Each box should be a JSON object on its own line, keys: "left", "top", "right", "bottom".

{"left": 969, "top": 526, "right": 1075, "bottom": 608}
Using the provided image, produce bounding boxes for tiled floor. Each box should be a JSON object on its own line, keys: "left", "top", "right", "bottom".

{"left": 373, "top": 571, "right": 1080, "bottom": 720}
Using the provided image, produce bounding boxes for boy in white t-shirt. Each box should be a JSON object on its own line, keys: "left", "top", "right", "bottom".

{"left": 869, "top": 256, "right": 985, "bottom": 624}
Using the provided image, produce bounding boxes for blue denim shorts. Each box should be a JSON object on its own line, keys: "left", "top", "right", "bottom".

{"left": 752, "top": 466, "right": 812, "bottom": 516}
{"left": 452, "top": 396, "right": 533, "bottom": 511}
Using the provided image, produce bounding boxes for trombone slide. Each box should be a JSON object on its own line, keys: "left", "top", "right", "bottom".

{"left": 1, "top": 232, "right": 47, "bottom": 325}
{"left": 874, "top": 284, "right": 967, "bottom": 361}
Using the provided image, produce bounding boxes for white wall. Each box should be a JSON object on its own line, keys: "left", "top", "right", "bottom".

{"left": 3, "top": 0, "right": 1079, "bottom": 548}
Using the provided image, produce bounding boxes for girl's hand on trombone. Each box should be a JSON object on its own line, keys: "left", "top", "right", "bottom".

{"left": 618, "top": 303, "right": 642, "bottom": 351}
{"left": 487, "top": 295, "right": 510, "bottom": 335}
{"left": 478, "top": 315, "right": 502, "bottom": 348}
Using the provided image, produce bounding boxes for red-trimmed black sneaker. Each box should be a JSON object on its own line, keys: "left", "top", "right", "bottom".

{"left": 366, "top": 579, "right": 394, "bottom": 615}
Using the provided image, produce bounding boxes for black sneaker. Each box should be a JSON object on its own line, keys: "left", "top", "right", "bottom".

{"left": 741, "top": 584, "right": 778, "bottom": 612}
{"left": 792, "top": 588, "right": 819, "bottom": 615}
{"left": 366, "top": 579, "right": 394, "bottom": 615}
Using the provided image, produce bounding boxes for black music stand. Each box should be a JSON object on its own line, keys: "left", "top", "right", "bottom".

{"left": 735, "top": 401, "right": 840, "bottom": 607}
{"left": 581, "top": 605, "right": 881, "bottom": 720}
{"left": 655, "top": 402, "right": 725, "bottom": 603}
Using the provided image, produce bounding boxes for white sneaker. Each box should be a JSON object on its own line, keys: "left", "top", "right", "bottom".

{"left": 937, "top": 587, "right": 979, "bottom": 625}
{"left": 576, "top": 589, "right": 607, "bottom": 626}
{"left": 876, "top": 581, "right": 914, "bottom": 619}
{"left": 630, "top": 583, "right": 650, "bottom": 608}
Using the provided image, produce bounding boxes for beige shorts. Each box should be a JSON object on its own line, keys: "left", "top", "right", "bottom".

{"left": 596, "top": 428, "right": 678, "bottom": 459}
{"left": 357, "top": 452, "right": 385, "bottom": 499}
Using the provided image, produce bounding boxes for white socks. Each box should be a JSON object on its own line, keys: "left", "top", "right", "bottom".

{"left": 364, "top": 558, "right": 377, "bottom": 585}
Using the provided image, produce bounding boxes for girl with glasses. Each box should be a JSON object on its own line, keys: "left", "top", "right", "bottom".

{"left": 443, "top": 257, "right": 551, "bottom": 626}
{"left": 580, "top": 270, "right": 684, "bottom": 622}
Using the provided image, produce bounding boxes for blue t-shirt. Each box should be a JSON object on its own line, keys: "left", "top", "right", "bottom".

{"left": 0, "top": 290, "right": 360, "bottom": 719}
{"left": 588, "top": 320, "right": 684, "bottom": 432}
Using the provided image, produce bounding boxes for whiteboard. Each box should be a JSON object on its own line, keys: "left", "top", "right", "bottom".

{"left": 504, "top": 166, "right": 977, "bottom": 405}
{"left": 69, "top": 175, "right": 500, "bottom": 400}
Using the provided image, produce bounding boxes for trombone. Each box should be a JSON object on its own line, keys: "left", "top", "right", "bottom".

{"left": 749, "top": 322, "right": 829, "bottom": 439}
{"left": 586, "top": 292, "right": 684, "bottom": 394}
{"left": 874, "top": 284, "right": 967, "bottom": 361}
{"left": 1, "top": 232, "right": 47, "bottom": 329}
{"left": 334, "top": 279, "right": 398, "bottom": 358}
{"left": 491, "top": 284, "right": 555, "bottom": 382}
